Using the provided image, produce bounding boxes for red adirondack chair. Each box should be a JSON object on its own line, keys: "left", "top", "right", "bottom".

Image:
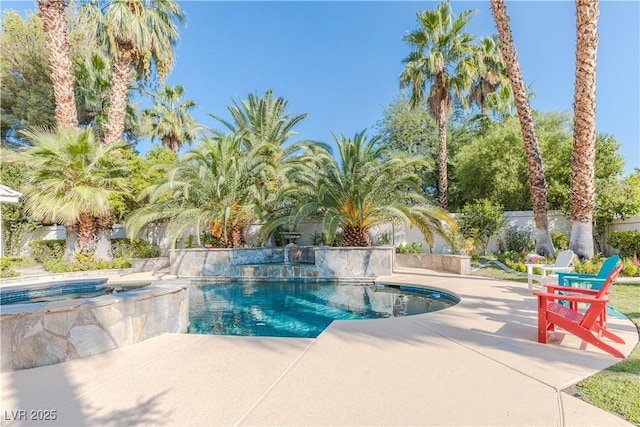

{"left": 533, "top": 264, "right": 625, "bottom": 358}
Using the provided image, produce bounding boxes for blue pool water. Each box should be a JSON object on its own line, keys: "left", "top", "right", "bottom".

{"left": 188, "top": 281, "right": 459, "bottom": 338}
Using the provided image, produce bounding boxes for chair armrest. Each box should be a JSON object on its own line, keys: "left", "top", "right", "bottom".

{"left": 542, "top": 266, "right": 574, "bottom": 274}
{"left": 533, "top": 291, "right": 609, "bottom": 304}
{"left": 542, "top": 284, "right": 603, "bottom": 295}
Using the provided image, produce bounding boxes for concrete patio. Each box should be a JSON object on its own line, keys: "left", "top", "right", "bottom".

{"left": 1, "top": 267, "right": 637, "bottom": 426}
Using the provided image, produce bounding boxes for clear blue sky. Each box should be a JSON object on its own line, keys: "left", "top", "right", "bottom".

{"left": 3, "top": 1, "right": 639, "bottom": 174}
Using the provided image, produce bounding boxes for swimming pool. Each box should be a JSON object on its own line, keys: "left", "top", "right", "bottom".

{"left": 188, "top": 281, "right": 459, "bottom": 338}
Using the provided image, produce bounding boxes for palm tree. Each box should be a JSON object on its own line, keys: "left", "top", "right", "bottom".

{"left": 75, "top": 52, "right": 141, "bottom": 143}
{"left": 400, "top": 1, "right": 476, "bottom": 210}
{"left": 569, "top": 0, "right": 599, "bottom": 260}
{"left": 127, "top": 133, "right": 265, "bottom": 249}
{"left": 11, "top": 127, "right": 127, "bottom": 259}
{"left": 210, "top": 90, "right": 308, "bottom": 215}
{"left": 36, "top": 0, "right": 77, "bottom": 129}
{"left": 80, "top": 0, "right": 185, "bottom": 145}
{"left": 142, "top": 84, "right": 202, "bottom": 152}
{"left": 490, "top": 0, "right": 555, "bottom": 255}
{"left": 262, "top": 131, "right": 456, "bottom": 247}
{"left": 468, "top": 35, "right": 513, "bottom": 118}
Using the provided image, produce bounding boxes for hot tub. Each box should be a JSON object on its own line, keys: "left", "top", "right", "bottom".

{"left": 0, "top": 278, "right": 189, "bottom": 371}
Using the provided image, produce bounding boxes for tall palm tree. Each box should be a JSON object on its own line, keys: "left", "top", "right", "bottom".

{"left": 490, "top": 0, "right": 555, "bottom": 255}
{"left": 75, "top": 52, "right": 141, "bottom": 143}
{"left": 142, "top": 84, "right": 202, "bottom": 152}
{"left": 262, "top": 131, "right": 456, "bottom": 247}
{"left": 400, "top": 1, "right": 476, "bottom": 210}
{"left": 569, "top": 0, "right": 599, "bottom": 260}
{"left": 36, "top": 0, "right": 77, "bottom": 129}
{"left": 127, "top": 133, "right": 265, "bottom": 248}
{"left": 468, "top": 35, "right": 513, "bottom": 118}
{"left": 11, "top": 127, "right": 127, "bottom": 259}
{"left": 81, "top": 0, "right": 185, "bottom": 145}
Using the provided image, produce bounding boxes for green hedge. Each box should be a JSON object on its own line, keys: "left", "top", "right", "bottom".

{"left": 111, "top": 238, "right": 161, "bottom": 259}
{"left": 44, "top": 257, "right": 131, "bottom": 273}
{"left": 396, "top": 242, "right": 423, "bottom": 254}
{"left": 607, "top": 231, "right": 640, "bottom": 258}
{"left": 29, "top": 238, "right": 161, "bottom": 263}
{"left": 29, "top": 239, "right": 66, "bottom": 263}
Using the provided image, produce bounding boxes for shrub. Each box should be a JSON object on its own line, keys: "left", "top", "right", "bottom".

{"left": 111, "top": 238, "right": 161, "bottom": 259}
{"left": 0, "top": 257, "right": 22, "bottom": 278}
{"left": 396, "top": 242, "right": 423, "bottom": 254}
{"left": 200, "top": 232, "right": 224, "bottom": 248}
{"left": 551, "top": 231, "right": 569, "bottom": 251}
{"left": 28, "top": 239, "right": 65, "bottom": 263}
{"left": 621, "top": 258, "right": 639, "bottom": 277}
{"left": 43, "top": 256, "right": 131, "bottom": 273}
{"left": 573, "top": 260, "right": 599, "bottom": 274}
{"left": 458, "top": 199, "right": 505, "bottom": 254}
{"left": 607, "top": 231, "right": 640, "bottom": 258}
{"left": 504, "top": 226, "right": 534, "bottom": 253}
{"left": 497, "top": 251, "right": 527, "bottom": 272}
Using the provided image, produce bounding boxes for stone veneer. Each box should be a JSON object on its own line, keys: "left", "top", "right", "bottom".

{"left": 170, "top": 246, "right": 394, "bottom": 280}
{"left": 395, "top": 253, "right": 471, "bottom": 275}
{"left": 1, "top": 281, "right": 188, "bottom": 371}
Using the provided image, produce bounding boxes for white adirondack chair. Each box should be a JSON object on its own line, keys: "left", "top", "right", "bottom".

{"left": 526, "top": 249, "right": 575, "bottom": 292}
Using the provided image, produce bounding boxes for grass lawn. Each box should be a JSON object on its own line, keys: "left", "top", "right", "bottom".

{"left": 472, "top": 266, "right": 640, "bottom": 424}
{"left": 574, "top": 281, "right": 640, "bottom": 425}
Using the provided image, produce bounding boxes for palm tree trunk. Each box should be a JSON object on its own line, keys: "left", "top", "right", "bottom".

{"left": 77, "top": 212, "right": 96, "bottom": 255}
{"left": 63, "top": 224, "right": 79, "bottom": 260}
{"left": 105, "top": 51, "right": 134, "bottom": 145}
{"left": 94, "top": 211, "right": 115, "bottom": 261}
{"left": 341, "top": 227, "right": 371, "bottom": 247}
{"left": 437, "top": 102, "right": 448, "bottom": 211}
{"left": 490, "top": 0, "right": 554, "bottom": 256}
{"left": 37, "top": 0, "right": 78, "bottom": 129}
{"left": 570, "top": 0, "right": 599, "bottom": 260}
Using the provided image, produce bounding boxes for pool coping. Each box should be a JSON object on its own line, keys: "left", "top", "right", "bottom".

{"left": 0, "top": 267, "right": 637, "bottom": 426}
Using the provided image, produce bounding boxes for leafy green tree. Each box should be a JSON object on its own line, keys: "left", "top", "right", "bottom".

{"left": 0, "top": 161, "right": 40, "bottom": 256}
{"left": 142, "top": 84, "right": 202, "bottom": 152}
{"left": 262, "top": 131, "right": 455, "bottom": 247}
{"left": 0, "top": 11, "right": 56, "bottom": 147}
{"left": 458, "top": 199, "right": 505, "bottom": 254}
{"left": 127, "top": 134, "right": 264, "bottom": 248}
{"left": 595, "top": 170, "right": 640, "bottom": 251}
{"left": 80, "top": 0, "right": 185, "bottom": 145}
{"left": 400, "top": 1, "right": 477, "bottom": 210}
{"left": 375, "top": 94, "right": 437, "bottom": 194}
{"left": 8, "top": 128, "right": 127, "bottom": 260}
{"left": 111, "top": 145, "right": 178, "bottom": 221}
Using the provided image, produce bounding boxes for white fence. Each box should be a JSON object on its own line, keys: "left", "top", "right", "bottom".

{"left": 16, "top": 212, "right": 640, "bottom": 256}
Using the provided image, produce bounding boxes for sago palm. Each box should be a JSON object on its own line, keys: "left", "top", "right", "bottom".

{"left": 400, "top": 1, "right": 476, "bottom": 210}
{"left": 262, "top": 131, "right": 456, "bottom": 247}
{"left": 80, "top": 0, "right": 185, "bottom": 145}
{"left": 11, "top": 127, "right": 127, "bottom": 259}
{"left": 127, "top": 133, "right": 265, "bottom": 248}
{"left": 142, "top": 84, "right": 202, "bottom": 152}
